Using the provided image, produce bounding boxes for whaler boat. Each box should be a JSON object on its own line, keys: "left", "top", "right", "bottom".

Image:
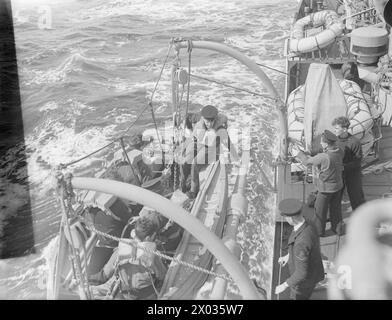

{"left": 271, "top": 0, "right": 392, "bottom": 300}
{"left": 46, "top": 39, "right": 284, "bottom": 300}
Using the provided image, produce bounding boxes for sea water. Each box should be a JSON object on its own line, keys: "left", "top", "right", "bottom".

{"left": 0, "top": 0, "right": 295, "bottom": 299}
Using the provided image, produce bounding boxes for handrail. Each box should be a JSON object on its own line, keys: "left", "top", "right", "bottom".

{"left": 71, "top": 177, "right": 261, "bottom": 300}
{"left": 173, "top": 39, "right": 287, "bottom": 158}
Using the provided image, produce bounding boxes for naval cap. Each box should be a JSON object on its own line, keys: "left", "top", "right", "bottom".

{"left": 279, "top": 198, "right": 303, "bottom": 216}
{"left": 322, "top": 129, "right": 338, "bottom": 143}
{"left": 201, "top": 105, "right": 218, "bottom": 119}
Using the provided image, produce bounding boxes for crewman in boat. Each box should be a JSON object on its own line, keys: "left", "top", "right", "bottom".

{"left": 332, "top": 116, "right": 366, "bottom": 211}
{"left": 139, "top": 208, "right": 183, "bottom": 256}
{"left": 85, "top": 206, "right": 132, "bottom": 275}
{"left": 296, "top": 130, "right": 344, "bottom": 236}
{"left": 85, "top": 162, "right": 143, "bottom": 275}
{"left": 88, "top": 216, "right": 167, "bottom": 300}
{"left": 179, "top": 105, "right": 239, "bottom": 200}
{"left": 275, "top": 198, "right": 324, "bottom": 300}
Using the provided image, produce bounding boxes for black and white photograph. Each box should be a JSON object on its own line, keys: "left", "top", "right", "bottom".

{"left": 0, "top": 0, "right": 392, "bottom": 304}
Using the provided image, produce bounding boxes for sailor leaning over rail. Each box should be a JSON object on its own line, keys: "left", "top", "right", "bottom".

{"left": 275, "top": 199, "right": 324, "bottom": 300}
{"left": 88, "top": 216, "right": 167, "bottom": 300}
{"left": 296, "top": 130, "right": 344, "bottom": 237}
{"left": 179, "top": 105, "right": 240, "bottom": 201}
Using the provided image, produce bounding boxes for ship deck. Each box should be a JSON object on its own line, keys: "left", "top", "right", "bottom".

{"left": 272, "top": 126, "right": 392, "bottom": 300}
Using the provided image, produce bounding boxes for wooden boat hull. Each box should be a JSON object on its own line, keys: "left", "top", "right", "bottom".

{"left": 159, "top": 161, "right": 228, "bottom": 299}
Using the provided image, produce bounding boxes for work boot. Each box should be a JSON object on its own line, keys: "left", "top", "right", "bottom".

{"left": 88, "top": 270, "right": 106, "bottom": 285}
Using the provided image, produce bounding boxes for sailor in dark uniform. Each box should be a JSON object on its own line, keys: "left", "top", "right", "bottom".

{"left": 275, "top": 199, "right": 325, "bottom": 300}
{"left": 179, "top": 105, "right": 239, "bottom": 201}
{"left": 296, "top": 130, "right": 344, "bottom": 236}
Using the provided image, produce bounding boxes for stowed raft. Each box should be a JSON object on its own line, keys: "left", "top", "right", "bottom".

{"left": 289, "top": 10, "right": 344, "bottom": 54}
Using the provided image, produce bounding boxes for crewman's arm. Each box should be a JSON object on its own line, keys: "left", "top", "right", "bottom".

{"left": 344, "top": 139, "right": 362, "bottom": 170}
{"left": 296, "top": 151, "right": 323, "bottom": 166}
{"left": 216, "top": 128, "right": 240, "bottom": 163}
{"left": 286, "top": 243, "right": 310, "bottom": 288}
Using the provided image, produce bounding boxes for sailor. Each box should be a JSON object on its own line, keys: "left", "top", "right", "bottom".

{"left": 332, "top": 116, "right": 366, "bottom": 211}
{"left": 85, "top": 206, "right": 129, "bottom": 275}
{"left": 296, "top": 130, "right": 344, "bottom": 236}
{"left": 275, "top": 198, "right": 324, "bottom": 300}
{"left": 89, "top": 217, "right": 167, "bottom": 300}
{"left": 179, "top": 105, "right": 239, "bottom": 200}
{"left": 139, "top": 208, "right": 183, "bottom": 255}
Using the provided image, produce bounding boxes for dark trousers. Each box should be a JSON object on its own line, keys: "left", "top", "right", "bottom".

{"left": 179, "top": 162, "right": 201, "bottom": 194}
{"left": 290, "top": 284, "right": 316, "bottom": 300}
{"left": 87, "top": 247, "right": 115, "bottom": 275}
{"left": 314, "top": 189, "right": 342, "bottom": 236}
{"left": 343, "top": 169, "right": 365, "bottom": 210}
{"left": 180, "top": 140, "right": 215, "bottom": 194}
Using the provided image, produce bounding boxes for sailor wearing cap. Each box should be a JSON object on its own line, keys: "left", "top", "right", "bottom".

{"left": 275, "top": 199, "right": 324, "bottom": 300}
{"left": 296, "top": 130, "right": 344, "bottom": 236}
{"left": 179, "top": 105, "right": 239, "bottom": 200}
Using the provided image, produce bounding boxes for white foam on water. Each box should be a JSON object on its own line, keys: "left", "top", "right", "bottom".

{"left": 24, "top": 116, "right": 118, "bottom": 197}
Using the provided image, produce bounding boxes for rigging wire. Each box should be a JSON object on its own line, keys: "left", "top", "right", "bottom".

{"left": 189, "top": 73, "right": 277, "bottom": 101}
{"left": 60, "top": 43, "right": 174, "bottom": 169}
{"left": 256, "top": 62, "right": 288, "bottom": 75}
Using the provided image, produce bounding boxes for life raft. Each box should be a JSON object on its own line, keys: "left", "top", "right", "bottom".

{"left": 289, "top": 10, "right": 344, "bottom": 54}
{"left": 287, "top": 79, "right": 375, "bottom": 155}
{"left": 287, "top": 85, "right": 305, "bottom": 144}
{"left": 339, "top": 79, "right": 374, "bottom": 140}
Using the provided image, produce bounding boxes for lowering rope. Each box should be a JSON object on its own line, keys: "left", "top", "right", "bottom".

{"left": 184, "top": 40, "right": 192, "bottom": 127}
{"left": 148, "top": 42, "right": 174, "bottom": 157}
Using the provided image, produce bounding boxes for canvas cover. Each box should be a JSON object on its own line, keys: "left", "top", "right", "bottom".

{"left": 303, "top": 63, "right": 347, "bottom": 152}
